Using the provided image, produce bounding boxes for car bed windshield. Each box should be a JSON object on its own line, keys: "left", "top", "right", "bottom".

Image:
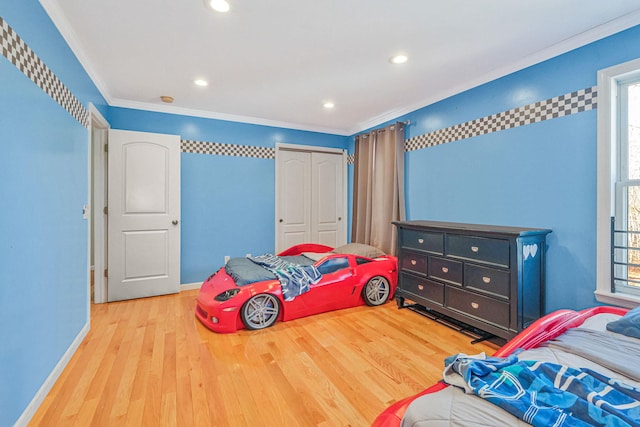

{"left": 317, "top": 257, "right": 349, "bottom": 275}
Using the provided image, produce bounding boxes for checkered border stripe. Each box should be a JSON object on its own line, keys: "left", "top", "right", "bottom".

{"left": 181, "top": 139, "right": 275, "bottom": 158}
{"left": 347, "top": 153, "right": 355, "bottom": 165}
{"left": 0, "top": 17, "right": 89, "bottom": 128}
{"left": 405, "top": 87, "right": 597, "bottom": 152}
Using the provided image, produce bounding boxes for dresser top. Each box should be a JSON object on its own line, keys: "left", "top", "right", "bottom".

{"left": 393, "top": 220, "right": 551, "bottom": 237}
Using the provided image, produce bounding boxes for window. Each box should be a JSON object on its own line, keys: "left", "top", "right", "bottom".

{"left": 596, "top": 58, "right": 640, "bottom": 307}
{"left": 317, "top": 257, "right": 349, "bottom": 275}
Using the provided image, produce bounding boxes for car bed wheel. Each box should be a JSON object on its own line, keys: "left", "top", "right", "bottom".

{"left": 241, "top": 294, "right": 280, "bottom": 330}
{"left": 363, "top": 276, "right": 390, "bottom": 306}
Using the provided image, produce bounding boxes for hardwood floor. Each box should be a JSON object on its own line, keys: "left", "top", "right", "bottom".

{"left": 29, "top": 290, "right": 499, "bottom": 427}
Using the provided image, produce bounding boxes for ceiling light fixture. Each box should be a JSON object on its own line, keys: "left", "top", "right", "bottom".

{"left": 323, "top": 101, "right": 335, "bottom": 109}
{"left": 389, "top": 54, "right": 408, "bottom": 64}
{"left": 205, "top": 0, "right": 230, "bottom": 13}
{"left": 194, "top": 79, "right": 209, "bottom": 87}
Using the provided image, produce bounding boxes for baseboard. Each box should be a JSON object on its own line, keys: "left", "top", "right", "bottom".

{"left": 180, "top": 282, "right": 202, "bottom": 291}
{"left": 14, "top": 321, "right": 90, "bottom": 427}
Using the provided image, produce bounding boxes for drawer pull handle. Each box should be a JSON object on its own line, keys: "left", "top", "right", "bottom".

{"left": 418, "top": 284, "right": 424, "bottom": 290}
{"left": 442, "top": 267, "right": 449, "bottom": 273}
{"left": 471, "top": 302, "right": 479, "bottom": 309}
{"left": 418, "top": 238, "right": 424, "bottom": 244}
{"left": 411, "top": 259, "right": 417, "bottom": 265}
{"left": 482, "top": 276, "right": 491, "bottom": 284}
{"left": 471, "top": 246, "right": 479, "bottom": 253}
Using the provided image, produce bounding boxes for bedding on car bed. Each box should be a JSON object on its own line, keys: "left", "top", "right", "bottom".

{"left": 248, "top": 254, "right": 321, "bottom": 301}
{"left": 224, "top": 254, "right": 322, "bottom": 301}
{"left": 224, "top": 255, "right": 315, "bottom": 286}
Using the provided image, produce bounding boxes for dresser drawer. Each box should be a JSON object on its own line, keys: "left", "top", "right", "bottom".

{"left": 446, "top": 287, "right": 510, "bottom": 329}
{"left": 464, "top": 264, "right": 510, "bottom": 299}
{"left": 400, "top": 273, "right": 444, "bottom": 305}
{"left": 399, "top": 250, "right": 428, "bottom": 275}
{"left": 428, "top": 256, "right": 462, "bottom": 285}
{"left": 400, "top": 229, "right": 443, "bottom": 254}
{"left": 447, "top": 235, "right": 510, "bottom": 267}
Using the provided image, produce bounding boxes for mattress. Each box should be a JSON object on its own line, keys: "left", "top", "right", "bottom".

{"left": 400, "top": 313, "right": 640, "bottom": 427}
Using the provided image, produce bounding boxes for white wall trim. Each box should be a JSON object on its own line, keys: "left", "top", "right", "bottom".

{"left": 594, "top": 290, "right": 640, "bottom": 309}
{"left": 110, "top": 98, "right": 350, "bottom": 136}
{"left": 276, "top": 142, "right": 344, "bottom": 155}
{"left": 13, "top": 322, "right": 90, "bottom": 427}
{"left": 39, "top": 0, "right": 112, "bottom": 105}
{"left": 40, "top": 0, "right": 640, "bottom": 137}
{"left": 595, "top": 57, "right": 640, "bottom": 308}
{"left": 89, "top": 103, "right": 109, "bottom": 128}
{"left": 89, "top": 103, "right": 110, "bottom": 304}
{"left": 180, "top": 282, "right": 202, "bottom": 291}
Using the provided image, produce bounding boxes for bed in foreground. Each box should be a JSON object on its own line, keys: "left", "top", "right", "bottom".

{"left": 373, "top": 305, "right": 639, "bottom": 427}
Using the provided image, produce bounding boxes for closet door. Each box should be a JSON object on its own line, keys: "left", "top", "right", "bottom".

{"left": 276, "top": 149, "right": 312, "bottom": 250}
{"left": 275, "top": 145, "right": 346, "bottom": 252}
{"left": 311, "top": 152, "right": 345, "bottom": 247}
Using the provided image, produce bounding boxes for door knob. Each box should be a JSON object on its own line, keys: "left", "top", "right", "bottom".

{"left": 172, "top": 220, "right": 179, "bottom": 225}
{"left": 279, "top": 219, "right": 283, "bottom": 223}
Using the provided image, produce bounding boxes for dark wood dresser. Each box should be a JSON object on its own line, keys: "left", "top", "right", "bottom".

{"left": 393, "top": 220, "right": 551, "bottom": 340}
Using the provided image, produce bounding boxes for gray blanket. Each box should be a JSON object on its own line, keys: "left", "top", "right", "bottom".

{"left": 224, "top": 255, "right": 314, "bottom": 286}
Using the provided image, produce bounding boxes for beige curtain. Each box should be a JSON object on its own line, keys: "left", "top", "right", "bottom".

{"left": 352, "top": 122, "right": 406, "bottom": 254}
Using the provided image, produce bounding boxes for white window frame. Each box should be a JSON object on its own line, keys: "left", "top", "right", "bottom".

{"left": 596, "top": 57, "right": 640, "bottom": 308}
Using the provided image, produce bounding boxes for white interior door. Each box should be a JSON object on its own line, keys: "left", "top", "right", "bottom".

{"left": 107, "top": 129, "right": 180, "bottom": 302}
{"left": 312, "top": 152, "right": 345, "bottom": 247}
{"left": 276, "top": 149, "right": 311, "bottom": 250}
{"left": 276, "top": 144, "right": 346, "bottom": 252}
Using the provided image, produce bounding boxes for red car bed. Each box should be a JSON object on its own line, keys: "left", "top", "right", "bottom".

{"left": 372, "top": 305, "right": 637, "bottom": 426}
{"left": 196, "top": 242, "right": 398, "bottom": 333}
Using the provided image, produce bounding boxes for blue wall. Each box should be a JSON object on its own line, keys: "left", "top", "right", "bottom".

{"left": 0, "top": 1, "right": 105, "bottom": 425}
{"left": 107, "top": 107, "right": 349, "bottom": 284}
{"left": 380, "top": 25, "right": 640, "bottom": 313}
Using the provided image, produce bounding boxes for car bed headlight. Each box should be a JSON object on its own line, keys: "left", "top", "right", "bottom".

{"left": 214, "top": 288, "right": 240, "bottom": 301}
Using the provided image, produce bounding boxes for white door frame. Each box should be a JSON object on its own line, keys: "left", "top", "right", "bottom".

{"left": 88, "top": 103, "right": 109, "bottom": 304}
{"left": 275, "top": 143, "right": 347, "bottom": 250}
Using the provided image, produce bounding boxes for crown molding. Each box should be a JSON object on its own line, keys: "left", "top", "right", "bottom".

{"left": 109, "top": 98, "right": 351, "bottom": 136}
{"left": 40, "top": 0, "right": 640, "bottom": 138}
{"left": 39, "top": 0, "right": 113, "bottom": 104}
{"left": 348, "top": 10, "right": 640, "bottom": 135}
{"left": 41, "top": 0, "right": 350, "bottom": 135}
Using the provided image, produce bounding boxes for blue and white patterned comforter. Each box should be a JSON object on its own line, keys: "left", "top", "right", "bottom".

{"left": 444, "top": 353, "right": 640, "bottom": 426}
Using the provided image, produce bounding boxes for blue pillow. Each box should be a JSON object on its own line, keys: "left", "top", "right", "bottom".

{"left": 606, "top": 306, "right": 640, "bottom": 339}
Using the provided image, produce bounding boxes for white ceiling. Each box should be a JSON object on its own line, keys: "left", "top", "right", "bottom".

{"left": 41, "top": 0, "right": 640, "bottom": 136}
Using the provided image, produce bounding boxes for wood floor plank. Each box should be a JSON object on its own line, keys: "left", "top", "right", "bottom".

{"left": 29, "top": 290, "right": 499, "bottom": 427}
{"left": 110, "top": 325, "right": 145, "bottom": 419}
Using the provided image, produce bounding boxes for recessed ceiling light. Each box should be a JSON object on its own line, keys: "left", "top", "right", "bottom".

{"left": 205, "top": 0, "right": 230, "bottom": 12}
{"left": 389, "top": 54, "right": 408, "bottom": 64}
{"left": 194, "top": 79, "right": 208, "bottom": 87}
{"left": 323, "top": 101, "right": 335, "bottom": 109}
